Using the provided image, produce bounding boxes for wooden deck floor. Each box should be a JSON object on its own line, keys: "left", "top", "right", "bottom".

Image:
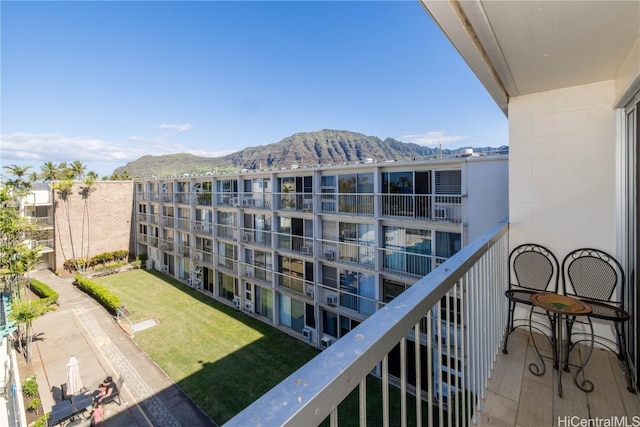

{"left": 478, "top": 330, "right": 640, "bottom": 426}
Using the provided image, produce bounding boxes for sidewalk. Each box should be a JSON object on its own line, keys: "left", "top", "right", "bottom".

{"left": 28, "top": 270, "right": 216, "bottom": 427}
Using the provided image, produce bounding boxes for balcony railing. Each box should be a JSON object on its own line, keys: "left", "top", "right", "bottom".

{"left": 239, "top": 192, "right": 272, "bottom": 209}
{"left": 239, "top": 227, "right": 272, "bottom": 247}
{"left": 380, "top": 194, "right": 462, "bottom": 222}
{"left": 226, "top": 219, "right": 508, "bottom": 426}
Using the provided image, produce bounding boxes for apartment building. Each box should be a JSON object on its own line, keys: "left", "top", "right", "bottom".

{"left": 134, "top": 153, "right": 507, "bottom": 399}
{"left": 20, "top": 183, "right": 55, "bottom": 270}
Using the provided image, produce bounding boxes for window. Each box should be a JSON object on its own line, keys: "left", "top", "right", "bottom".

{"left": 279, "top": 295, "right": 305, "bottom": 333}
{"left": 435, "top": 170, "right": 461, "bottom": 195}
{"left": 255, "top": 286, "right": 273, "bottom": 320}
{"left": 384, "top": 227, "right": 432, "bottom": 276}
{"left": 217, "top": 272, "right": 236, "bottom": 301}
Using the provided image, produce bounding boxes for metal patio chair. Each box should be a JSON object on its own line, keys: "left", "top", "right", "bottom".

{"left": 562, "top": 248, "right": 635, "bottom": 393}
{"left": 502, "top": 243, "right": 560, "bottom": 354}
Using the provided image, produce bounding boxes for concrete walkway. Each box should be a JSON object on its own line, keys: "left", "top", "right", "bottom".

{"left": 28, "top": 270, "right": 216, "bottom": 427}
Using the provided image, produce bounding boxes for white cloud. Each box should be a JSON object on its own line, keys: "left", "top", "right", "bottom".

{"left": 401, "top": 131, "right": 468, "bottom": 147}
{"left": 158, "top": 123, "right": 192, "bottom": 133}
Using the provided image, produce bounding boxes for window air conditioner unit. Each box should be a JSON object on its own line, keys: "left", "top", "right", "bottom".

{"left": 242, "top": 198, "right": 253, "bottom": 207}
{"left": 302, "top": 327, "right": 313, "bottom": 340}
{"left": 162, "top": 265, "right": 169, "bottom": 273}
{"left": 302, "top": 245, "right": 313, "bottom": 255}
{"left": 245, "top": 268, "right": 253, "bottom": 278}
{"left": 242, "top": 233, "right": 253, "bottom": 243}
{"left": 305, "top": 288, "right": 314, "bottom": 299}
{"left": 245, "top": 301, "right": 253, "bottom": 312}
{"left": 326, "top": 294, "right": 338, "bottom": 305}
{"left": 324, "top": 249, "right": 336, "bottom": 261}
{"left": 229, "top": 197, "right": 239, "bottom": 206}
{"left": 194, "top": 253, "right": 202, "bottom": 261}
{"left": 320, "top": 336, "right": 332, "bottom": 350}
{"left": 434, "top": 206, "right": 447, "bottom": 220}
{"left": 232, "top": 297, "right": 241, "bottom": 309}
{"left": 193, "top": 224, "right": 203, "bottom": 231}
{"left": 303, "top": 200, "right": 313, "bottom": 211}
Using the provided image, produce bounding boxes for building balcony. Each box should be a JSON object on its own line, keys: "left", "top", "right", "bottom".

{"left": 226, "top": 221, "right": 639, "bottom": 426}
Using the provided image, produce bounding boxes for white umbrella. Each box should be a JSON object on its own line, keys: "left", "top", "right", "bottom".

{"left": 66, "top": 356, "right": 83, "bottom": 397}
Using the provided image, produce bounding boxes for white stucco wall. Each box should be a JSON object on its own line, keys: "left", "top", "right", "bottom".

{"left": 465, "top": 156, "right": 509, "bottom": 242}
{"left": 508, "top": 80, "right": 618, "bottom": 261}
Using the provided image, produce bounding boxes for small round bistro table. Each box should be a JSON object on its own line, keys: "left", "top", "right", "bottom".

{"left": 529, "top": 293, "right": 594, "bottom": 397}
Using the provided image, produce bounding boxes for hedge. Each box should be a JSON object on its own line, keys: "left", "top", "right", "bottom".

{"left": 73, "top": 274, "right": 122, "bottom": 315}
{"left": 29, "top": 279, "right": 59, "bottom": 305}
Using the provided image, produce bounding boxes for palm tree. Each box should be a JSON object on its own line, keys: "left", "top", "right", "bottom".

{"left": 51, "top": 179, "right": 80, "bottom": 271}
{"left": 4, "top": 164, "right": 34, "bottom": 199}
{"left": 40, "top": 162, "right": 60, "bottom": 182}
{"left": 69, "top": 160, "right": 86, "bottom": 180}
{"left": 80, "top": 176, "right": 96, "bottom": 264}
{"left": 10, "top": 299, "right": 56, "bottom": 361}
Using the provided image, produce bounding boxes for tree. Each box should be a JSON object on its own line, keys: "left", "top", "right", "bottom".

{"left": 10, "top": 299, "right": 56, "bottom": 361}
{"left": 69, "top": 160, "right": 86, "bottom": 180}
{"left": 40, "top": 162, "right": 60, "bottom": 182}
{"left": 79, "top": 176, "right": 96, "bottom": 264}
{"left": 51, "top": 179, "right": 81, "bottom": 270}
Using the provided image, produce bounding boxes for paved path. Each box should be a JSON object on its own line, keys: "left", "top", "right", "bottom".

{"left": 29, "top": 270, "right": 216, "bottom": 427}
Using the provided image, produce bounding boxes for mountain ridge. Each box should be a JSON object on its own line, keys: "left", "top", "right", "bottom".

{"left": 114, "top": 129, "right": 507, "bottom": 178}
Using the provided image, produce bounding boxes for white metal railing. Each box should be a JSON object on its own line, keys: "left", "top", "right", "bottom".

{"left": 226, "top": 219, "right": 508, "bottom": 426}
{"left": 380, "top": 194, "right": 463, "bottom": 222}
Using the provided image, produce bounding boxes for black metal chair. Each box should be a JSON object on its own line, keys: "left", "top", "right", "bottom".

{"left": 502, "top": 243, "right": 560, "bottom": 354}
{"left": 562, "top": 248, "right": 635, "bottom": 393}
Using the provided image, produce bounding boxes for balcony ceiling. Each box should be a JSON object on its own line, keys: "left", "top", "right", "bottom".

{"left": 420, "top": 0, "right": 640, "bottom": 114}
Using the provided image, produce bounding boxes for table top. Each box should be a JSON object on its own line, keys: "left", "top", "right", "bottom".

{"left": 531, "top": 293, "right": 592, "bottom": 315}
{"left": 49, "top": 393, "right": 93, "bottom": 426}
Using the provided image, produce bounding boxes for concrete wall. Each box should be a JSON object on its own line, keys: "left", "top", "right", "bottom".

{"left": 508, "top": 80, "right": 618, "bottom": 260}
{"left": 53, "top": 181, "right": 134, "bottom": 271}
{"left": 465, "top": 156, "right": 509, "bottom": 242}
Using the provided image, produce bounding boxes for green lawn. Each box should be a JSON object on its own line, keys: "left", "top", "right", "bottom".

{"left": 94, "top": 269, "right": 319, "bottom": 424}
{"left": 95, "top": 269, "right": 459, "bottom": 426}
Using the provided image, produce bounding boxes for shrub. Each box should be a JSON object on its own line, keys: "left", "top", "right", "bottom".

{"left": 33, "top": 413, "right": 49, "bottom": 427}
{"left": 29, "top": 279, "right": 59, "bottom": 305}
{"left": 22, "top": 375, "right": 38, "bottom": 397}
{"left": 28, "top": 397, "right": 41, "bottom": 414}
{"left": 74, "top": 274, "right": 122, "bottom": 314}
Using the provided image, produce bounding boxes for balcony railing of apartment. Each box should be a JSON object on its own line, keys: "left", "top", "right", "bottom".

{"left": 160, "top": 216, "right": 174, "bottom": 228}
{"left": 192, "top": 221, "right": 213, "bottom": 235}
{"left": 27, "top": 216, "right": 53, "bottom": 228}
{"left": 316, "top": 193, "right": 375, "bottom": 217}
{"left": 316, "top": 282, "right": 382, "bottom": 322}
{"left": 274, "top": 192, "right": 314, "bottom": 211}
{"left": 217, "top": 224, "right": 237, "bottom": 240}
{"left": 217, "top": 193, "right": 240, "bottom": 207}
{"left": 31, "top": 239, "right": 54, "bottom": 251}
{"left": 239, "top": 227, "right": 272, "bottom": 247}
{"left": 176, "top": 218, "right": 191, "bottom": 231}
{"left": 217, "top": 254, "right": 237, "bottom": 273}
{"left": 238, "top": 192, "right": 272, "bottom": 209}
{"left": 275, "top": 270, "right": 312, "bottom": 295}
{"left": 240, "top": 261, "right": 273, "bottom": 283}
{"left": 192, "top": 249, "right": 213, "bottom": 265}
{"left": 159, "top": 242, "right": 174, "bottom": 253}
{"left": 226, "top": 219, "right": 508, "bottom": 426}
{"left": 317, "top": 239, "right": 376, "bottom": 268}
{"left": 380, "top": 194, "right": 463, "bottom": 222}
{"left": 275, "top": 232, "right": 314, "bottom": 255}
{"left": 192, "top": 192, "right": 213, "bottom": 206}
{"left": 379, "top": 248, "right": 446, "bottom": 279}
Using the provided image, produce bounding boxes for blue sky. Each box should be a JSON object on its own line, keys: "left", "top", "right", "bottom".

{"left": 1, "top": 1, "right": 507, "bottom": 178}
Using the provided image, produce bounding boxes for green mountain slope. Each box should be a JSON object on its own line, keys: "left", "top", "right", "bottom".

{"left": 113, "top": 129, "right": 507, "bottom": 178}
